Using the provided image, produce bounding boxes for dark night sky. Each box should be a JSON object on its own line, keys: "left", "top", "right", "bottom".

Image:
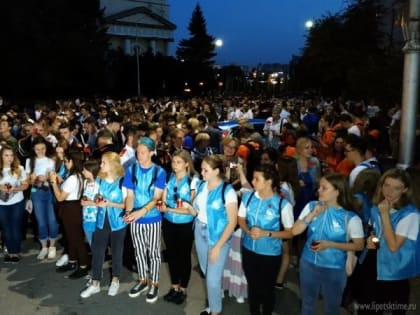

{"left": 167, "top": 0, "right": 346, "bottom": 66}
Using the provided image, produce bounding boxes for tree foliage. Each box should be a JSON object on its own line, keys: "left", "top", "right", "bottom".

{"left": 0, "top": 0, "right": 108, "bottom": 99}
{"left": 290, "top": 0, "right": 404, "bottom": 102}
{"left": 176, "top": 4, "right": 217, "bottom": 94}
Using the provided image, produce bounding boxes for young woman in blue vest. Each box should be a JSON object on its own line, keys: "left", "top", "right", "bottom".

{"left": 292, "top": 173, "right": 364, "bottom": 315}
{"left": 80, "top": 152, "right": 127, "bottom": 298}
{"left": 238, "top": 164, "right": 294, "bottom": 315}
{"left": 159, "top": 149, "right": 199, "bottom": 305}
{"left": 189, "top": 154, "right": 238, "bottom": 315}
{"left": 123, "top": 137, "right": 167, "bottom": 304}
{"left": 361, "top": 168, "right": 419, "bottom": 315}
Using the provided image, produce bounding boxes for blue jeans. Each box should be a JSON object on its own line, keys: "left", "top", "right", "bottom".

{"left": 0, "top": 200, "right": 25, "bottom": 254}
{"left": 31, "top": 188, "right": 58, "bottom": 242}
{"left": 194, "top": 220, "right": 230, "bottom": 314}
{"left": 299, "top": 258, "right": 347, "bottom": 315}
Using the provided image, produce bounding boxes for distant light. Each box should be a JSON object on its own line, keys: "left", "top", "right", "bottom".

{"left": 215, "top": 38, "right": 223, "bottom": 47}
{"left": 305, "top": 20, "right": 314, "bottom": 29}
{"left": 199, "top": 82, "right": 204, "bottom": 86}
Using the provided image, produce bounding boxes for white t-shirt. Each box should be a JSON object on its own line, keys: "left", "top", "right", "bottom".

{"left": 348, "top": 125, "right": 361, "bottom": 137}
{"left": 196, "top": 182, "right": 237, "bottom": 224}
{"left": 25, "top": 157, "right": 55, "bottom": 176}
{"left": 238, "top": 191, "right": 294, "bottom": 229}
{"left": 394, "top": 211, "right": 419, "bottom": 241}
{"left": 299, "top": 204, "right": 364, "bottom": 239}
{"left": 62, "top": 175, "right": 82, "bottom": 201}
{"left": 0, "top": 166, "right": 27, "bottom": 205}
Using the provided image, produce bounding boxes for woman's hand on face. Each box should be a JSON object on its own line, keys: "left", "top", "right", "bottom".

{"left": 209, "top": 246, "right": 220, "bottom": 264}
{"left": 378, "top": 200, "right": 392, "bottom": 215}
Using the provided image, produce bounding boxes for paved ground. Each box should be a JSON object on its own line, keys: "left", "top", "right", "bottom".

{"left": 0, "top": 237, "right": 418, "bottom": 315}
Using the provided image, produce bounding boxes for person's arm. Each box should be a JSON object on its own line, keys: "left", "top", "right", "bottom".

{"left": 49, "top": 175, "right": 70, "bottom": 202}
{"left": 378, "top": 202, "right": 408, "bottom": 252}
{"left": 209, "top": 201, "right": 238, "bottom": 264}
{"left": 292, "top": 203, "right": 326, "bottom": 236}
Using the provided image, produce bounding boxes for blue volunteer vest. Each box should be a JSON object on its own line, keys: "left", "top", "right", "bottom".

{"left": 241, "top": 191, "right": 287, "bottom": 256}
{"left": 302, "top": 201, "right": 357, "bottom": 269}
{"left": 371, "top": 203, "right": 420, "bottom": 280}
{"left": 194, "top": 181, "right": 236, "bottom": 247}
{"left": 164, "top": 173, "right": 196, "bottom": 224}
{"left": 132, "top": 163, "right": 164, "bottom": 224}
{"left": 95, "top": 177, "right": 127, "bottom": 231}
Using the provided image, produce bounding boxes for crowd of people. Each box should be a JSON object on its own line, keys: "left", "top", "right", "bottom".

{"left": 0, "top": 95, "right": 419, "bottom": 315}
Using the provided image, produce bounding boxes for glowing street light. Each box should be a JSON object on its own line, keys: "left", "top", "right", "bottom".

{"left": 214, "top": 38, "right": 223, "bottom": 48}
{"left": 305, "top": 19, "right": 314, "bottom": 29}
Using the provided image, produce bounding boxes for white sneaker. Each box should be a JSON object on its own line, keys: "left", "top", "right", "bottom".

{"left": 80, "top": 284, "right": 100, "bottom": 298}
{"left": 47, "top": 247, "right": 56, "bottom": 259}
{"left": 37, "top": 247, "right": 49, "bottom": 260}
{"left": 236, "top": 296, "right": 245, "bottom": 303}
{"left": 108, "top": 281, "right": 120, "bottom": 296}
{"left": 56, "top": 254, "right": 69, "bottom": 267}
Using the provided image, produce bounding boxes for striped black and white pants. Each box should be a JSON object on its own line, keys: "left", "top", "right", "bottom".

{"left": 130, "top": 221, "right": 161, "bottom": 283}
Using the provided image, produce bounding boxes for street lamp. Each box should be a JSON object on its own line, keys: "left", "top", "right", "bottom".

{"left": 305, "top": 19, "right": 314, "bottom": 29}
{"left": 397, "top": 0, "right": 420, "bottom": 168}
{"left": 215, "top": 38, "right": 223, "bottom": 48}
{"left": 135, "top": 46, "right": 141, "bottom": 97}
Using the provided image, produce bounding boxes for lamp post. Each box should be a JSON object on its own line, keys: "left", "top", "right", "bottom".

{"left": 398, "top": 0, "right": 420, "bottom": 169}
{"left": 135, "top": 46, "right": 141, "bottom": 98}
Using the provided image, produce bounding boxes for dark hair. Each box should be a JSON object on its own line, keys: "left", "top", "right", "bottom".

{"left": 261, "top": 147, "right": 278, "bottom": 166}
{"left": 83, "top": 159, "right": 100, "bottom": 178}
{"left": 253, "top": 164, "right": 280, "bottom": 190}
{"left": 202, "top": 154, "right": 226, "bottom": 180}
{"left": 277, "top": 156, "right": 301, "bottom": 200}
{"left": 351, "top": 169, "right": 381, "bottom": 199}
{"left": 64, "top": 149, "right": 84, "bottom": 175}
{"left": 345, "top": 134, "right": 367, "bottom": 156}
{"left": 323, "top": 173, "right": 359, "bottom": 212}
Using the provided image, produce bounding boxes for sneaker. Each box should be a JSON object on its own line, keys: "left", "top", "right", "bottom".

{"left": 56, "top": 254, "right": 69, "bottom": 267}
{"left": 163, "top": 288, "right": 179, "bottom": 302}
{"left": 47, "top": 247, "right": 56, "bottom": 259}
{"left": 128, "top": 281, "right": 149, "bottom": 298}
{"left": 236, "top": 296, "right": 245, "bottom": 303}
{"left": 145, "top": 285, "right": 159, "bottom": 304}
{"left": 275, "top": 282, "right": 286, "bottom": 290}
{"left": 67, "top": 268, "right": 89, "bottom": 279}
{"left": 200, "top": 307, "right": 211, "bottom": 315}
{"left": 107, "top": 281, "right": 120, "bottom": 296}
{"left": 37, "top": 247, "right": 49, "bottom": 260}
{"left": 172, "top": 291, "right": 187, "bottom": 305}
{"left": 80, "top": 284, "right": 100, "bottom": 299}
{"left": 56, "top": 262, "right": 77, "bottom": 273}
{"left": 10, "top": 256, "right": 21, "bottom": 263}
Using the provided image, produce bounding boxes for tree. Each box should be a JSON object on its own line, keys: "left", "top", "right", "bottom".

{"left": 290, "top": 0, "right": 403, "bottom": 102}
{"left": 176, "top": 4, "right": 217, "bottom": 94}
{"left": 0, "top": 0, "right": 108, "bottom": 99}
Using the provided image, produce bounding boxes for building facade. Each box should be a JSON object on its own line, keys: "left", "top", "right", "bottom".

{"left": 101, "top": 0, "right": 176, "bottom": 56}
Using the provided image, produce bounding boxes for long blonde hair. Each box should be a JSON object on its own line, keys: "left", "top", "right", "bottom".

{"left": 97, "top": 152, "right": 125, "bottom": 180}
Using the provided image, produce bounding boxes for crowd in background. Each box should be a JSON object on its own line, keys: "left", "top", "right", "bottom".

{"left": 0, "top": 95, "right": 419, "bottom": 315}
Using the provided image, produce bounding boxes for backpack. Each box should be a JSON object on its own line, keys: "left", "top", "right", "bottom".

{"left": 244, "top": 141, "right": 262, "bottom": 183}
{"left": 197, "top": 180, "right": 228, "bottom": 204}
{"left": 131, "top": 163, "right": 158, "bottom": 191}
{"left": 359, "top": 160, "right": 382, "bottom": 174}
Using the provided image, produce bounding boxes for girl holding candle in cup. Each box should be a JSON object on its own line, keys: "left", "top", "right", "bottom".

{"left": 0, "top": 145, "right": 29, "bottom": 263}
{"left": 292, "top": 173, "right": 364, "bottom": 315}
{"left": 159, "top": 149, "right": 199, "bottom": 305}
